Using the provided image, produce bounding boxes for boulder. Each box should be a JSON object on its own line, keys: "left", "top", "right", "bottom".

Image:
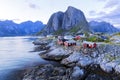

{"left": 40, "top": 48, "right": 70, "bottom": 61}
{"left": 71, "top": 66, "right": 84, "bottom": 80}
{"left": 77, "top": 57, "right": 93, "bottom": 67}
{"left": 115, "top": 64, "right": 120, "bottom": 73}
{"left": 61, "top": 52, "right": 81, "bottom": 66}
{"left": 33, "top": 39, "right": 48, "bottom": 45}
{"left": 100, "top": 63, "right": 113, "bottom": 73}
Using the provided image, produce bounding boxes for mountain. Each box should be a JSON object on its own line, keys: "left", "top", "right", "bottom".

{"left": 19, "top": 21, "right": 44, "bottom": 35}
{"left": 89, "top": 21, "right": 120, "bottom": 33}
{"left": 41, "top": 6, "right": 91, "bottom": 35}
{"left": 0, "top": 20, "right": 44, "bottom": 36}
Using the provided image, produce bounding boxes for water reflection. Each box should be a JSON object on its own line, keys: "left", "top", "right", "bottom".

{"left": 0, "top": 36, "right": 48, "bottom": 80}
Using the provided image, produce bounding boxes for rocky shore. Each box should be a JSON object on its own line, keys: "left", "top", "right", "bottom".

{"left": 22, "top": 38, "right": 120, "bottom": 80}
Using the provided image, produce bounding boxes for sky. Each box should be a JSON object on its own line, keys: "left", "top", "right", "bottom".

{"left": 0, "top": 0, "right": 120, "bottom": 28}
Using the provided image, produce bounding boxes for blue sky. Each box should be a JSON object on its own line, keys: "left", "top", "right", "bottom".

{"left": 0, "top": 0, "right": 120, "bottom": 27}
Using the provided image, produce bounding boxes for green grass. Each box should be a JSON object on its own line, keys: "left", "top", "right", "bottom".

{"left": 69, "top": 26, "right": 80, "bottom": 34}
{"left": 114, "top": 32, "right": 120, "bottom": 36}
{"left": 86, "top": 36, "right": 111, "bottom": 43}
{"left": 86, "top": 36, "right": 98, "bottom": 42}
{"left": 53, "top": 29, "right": 64, "bottom": 35}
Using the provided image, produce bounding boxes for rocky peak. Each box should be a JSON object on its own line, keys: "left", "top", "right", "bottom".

{"left": 65, "top": 6, "right": 84, "bottom": 18}
{"left": 62, "top": 6, "right": 89, "bottom": 31}
{"left": 46, "top": 11, "right": 64, "bottom": 32}
{"left": 41, "top": 6, "right": 91, "bottom": 35}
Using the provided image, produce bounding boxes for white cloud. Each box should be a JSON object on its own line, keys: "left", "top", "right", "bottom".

{"left": 104, "top": 0, "right": 120, "bottom": 8}
{"left": 28, "top": 3, "right": 40, "bottom": 9}
{"left": 87, "top": 0, "right": 120, "bottom": 27}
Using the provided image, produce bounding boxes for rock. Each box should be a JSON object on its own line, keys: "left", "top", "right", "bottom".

{"left": 41, "top": 6, "right": 91, "bottom": 35}
{"left": 77, "top": 57, "right": 93, "bottom": 67}
{"left": 32, "top": 45, "right": 50, "bottom": 52}
{"left": 62, "top": 6, "right": 90, "bottom": 32}
{"left": 85, "top": 73, "right": 111, "bottom": 80}
{"left": 22, "top": 64, "right": 79, "bottom": 80}
{"left": 43, "top": 11, "right": 64, "bottom": 35}
{"left": 40, "top": 48, "right": 70, "bottom": 61}
{"left": 22, "top": 41, "right": 120, "bottom": 80}
{"left": 33, "top": 39, "right": 48, "bottom": 45}
{"left": 61, "top": 52, "right": 81, "bottom": 66}
{"left": 115, "top": 65, "right": 120, "bottom": 73}
{"left": 71, "top": 66, "right": 84, "bottom": 80}
{"left": 100, "top": 63, "right": 113, "bottom": 73}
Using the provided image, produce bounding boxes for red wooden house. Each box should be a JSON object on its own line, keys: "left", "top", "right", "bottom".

{"left": 64, "top": 40, "right": 76, "bottom": 47}
{"left": 83, "top": 41, "right": 97, "bottom": 48}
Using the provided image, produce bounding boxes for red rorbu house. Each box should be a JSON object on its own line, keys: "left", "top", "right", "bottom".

{"left": 57, "top": 35, "right": 76, "bottom": 47}
{"left": 74, "top": 36, "right": 81, "bottom": 40}
{"left": 57, "top": 38, "right": 68, "bottom": 45}
{"left": 83, "top": 41, "right": 97, "bottom": 48}
{"left": 64, "top": 40, "right": 76, "bottom": 47}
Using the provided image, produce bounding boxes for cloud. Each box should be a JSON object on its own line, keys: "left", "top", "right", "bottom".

{"left": 88, "top": 10, "right": 120, "bottom": 27}
{"left": 88, "top": 0, "right": 120, "bottom": 27}
{"left": 24, "top": 0, "right": 40, "bottom": 9}
{"left": 89, "top": 11, "right": 106, "bottom": 16}
{"left": 28, "top": 3, "right": 40, "bottom": 9}
{"left": 104, "top": 0, "right": 120, "bottom": 8}
{"left": 88, "top": 10, "right": 107, "bottom": 20}
{"left": 100, "top": 6, "right": 120, "bottom": 27}
{"left": 89, "top": 11, "right": 97, "bottom": 16}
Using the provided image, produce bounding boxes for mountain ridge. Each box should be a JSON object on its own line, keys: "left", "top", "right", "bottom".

{"left": 0, "top": 20, "right": 44, "bottom": 36}
{"left": 89, "top": 21, "right": 120, "bottom": 33}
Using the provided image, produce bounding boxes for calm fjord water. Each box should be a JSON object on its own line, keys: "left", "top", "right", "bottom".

{"left": 0, "top": 36, "right": 47, "bottom": 80}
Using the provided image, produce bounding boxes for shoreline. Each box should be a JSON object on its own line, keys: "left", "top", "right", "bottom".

{"left": 21, "top": 38, "right": 120, "bottom": 80}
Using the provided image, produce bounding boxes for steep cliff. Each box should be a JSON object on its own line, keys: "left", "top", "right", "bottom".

{"left": 41, "top": 6, "right": 91, "bottom": 35}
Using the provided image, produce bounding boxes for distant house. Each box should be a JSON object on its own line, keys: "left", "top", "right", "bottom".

{"left": 64, "top": 40, "right": 76, "bottom": 47}
{"left": 57, "top": 35, "right": 76, "bottom": 46}
{"left": 76, "top": 33, "right": 85, "bottom": 38}
{"left": 74, "top": 36, "right": 81, "bottom": 40}
{"left": 64, "top": 35, "right": 74, "bottom": 40}
{"left": 57, "top": 38, "right": 68, "bottom": 45}
{"left": 74, "top": 33, "right": 86, "bottom": 40}
{"left": 83, "top": 41, "right": 97, "bottom": 48}
{"left": 58, "top": 36, "right": 64, "bottom": 39}
{"left": 46, "top": 35, "right": 53, "bottom": 38}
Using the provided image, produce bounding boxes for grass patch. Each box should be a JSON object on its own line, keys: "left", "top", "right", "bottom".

{"left": 69, "top": 26, "right": 80, "bottom": 34}
{"left": 53, "top": 29, "right": 64, "bottom": 35}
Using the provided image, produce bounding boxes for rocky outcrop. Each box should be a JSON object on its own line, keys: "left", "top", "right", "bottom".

{"left": 42, "top": 6, "right": 91, "bottom": 35}
{"left": 39, "top": 44, "right": 120, "bottom": 79}
{"left": 40, "top": 47, "right": 70, "bottom": 61}
{"left": 22, "top": 38, "right": 120, "bottom": 80}
{"left": 22, "top": 64, "right": 85, "bottom": 80}
{"left": 33, "top": 38, "right": 120, "bottom": 74}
